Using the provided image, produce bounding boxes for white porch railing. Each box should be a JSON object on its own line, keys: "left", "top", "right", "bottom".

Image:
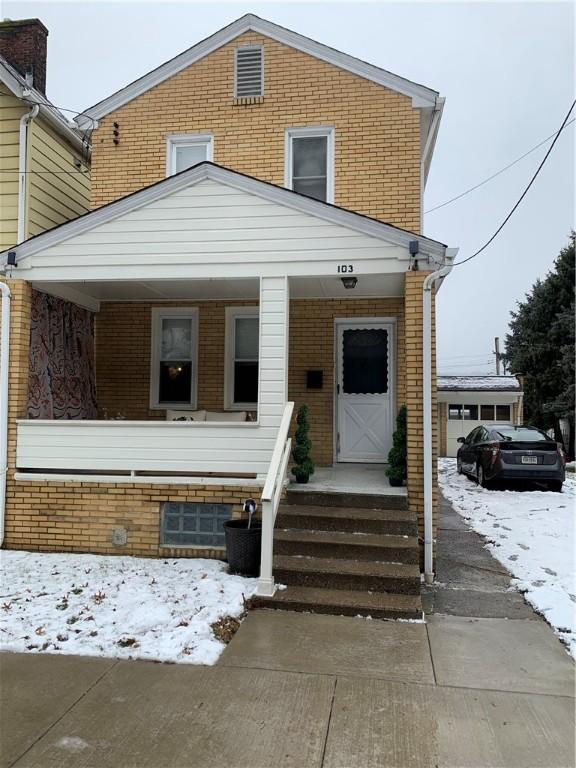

{"left": 15, "top": 419, "right": 277, "bottom": 477}
{"left": 256, "top": 401, "right": 294, "bottom": 597}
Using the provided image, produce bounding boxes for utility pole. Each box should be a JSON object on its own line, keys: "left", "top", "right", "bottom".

{"left": 494, "top": 337, "right": 506, "bottom": 375}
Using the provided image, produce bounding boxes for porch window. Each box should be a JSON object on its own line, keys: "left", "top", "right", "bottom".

{"left": 150, "top": 308, "right": 198, "bottom": 409}
{"left": 161, "top": 502, "right": 231, "bottom": 548}
{"left": 166, "top": 134, "right": 213, "bottom": 176}
{"left": 225, "top": 307, "right": 259, "bottom": 409}
{"left": 285, "top": 126, "right": 334, "bottom": 203}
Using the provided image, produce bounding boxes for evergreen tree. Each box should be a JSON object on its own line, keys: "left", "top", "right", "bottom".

{"left": 505, "top": 235, "right": 575, "bottom": 457}
{"left": 291, "top": 404, "right": 315, "bottom": 483}
{"left": 386, "top": 405, "right": 407, "bottom": 486}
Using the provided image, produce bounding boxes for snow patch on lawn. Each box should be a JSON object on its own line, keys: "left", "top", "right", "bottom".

{"left": 438, "top": 458, "right": 576, "bottom": 658}
{"left": 0, "top": 552, "right": 257, "bottom": 664}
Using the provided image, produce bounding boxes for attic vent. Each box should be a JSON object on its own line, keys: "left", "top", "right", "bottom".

{"left": 235, "top": 46, "right": 263, "bottom": 98}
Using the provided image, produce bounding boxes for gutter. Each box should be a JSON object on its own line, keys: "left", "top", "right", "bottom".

{"left": 0, "top": 282, "right": 11, "bottom": 546}
{"left": 420, "top": 97, "right": 445, "bottom": 232}
{"left": 422, "top": 252, "right": 456, "bottom": 584}
{"left": 17, "top": 104, "right": 39, "bottom": 243}
{"left": 22, "top": 91, "right": 90, "bottom": 156}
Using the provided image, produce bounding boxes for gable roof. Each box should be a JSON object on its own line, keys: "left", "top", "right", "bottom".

{"left": 0, "top": 161, "right": 447, "bottom": 268}
{"left": 75, "top": 14, "right": 440, "bottom": 132}
{"left": 0, "top": 54, "right": 87, "bottom": 154}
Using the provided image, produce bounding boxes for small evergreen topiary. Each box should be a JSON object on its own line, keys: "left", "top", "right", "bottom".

{"left": 386, "top": 405, "right": 407, "bottom": 486}
{"left": 291, "top": 404, "right": 315, "bottom": 483}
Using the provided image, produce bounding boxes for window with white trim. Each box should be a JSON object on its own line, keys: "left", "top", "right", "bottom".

{"left": 150, "top": 308, "right": 198, "bottom": 409}
{"left": 166, "top": 134, "right": 213, "bottom": 176}
{"left": 225, "top": 307, "right": 259, "bottom": 409}
{"left": 285, "top": 126, "right": 334, "bottom": 203}
{"left": 235, "top": 45, "right": 263, "bottom": 97}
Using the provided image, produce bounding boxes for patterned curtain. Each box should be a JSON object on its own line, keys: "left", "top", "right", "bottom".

{"left": 27, "top": 291, "right": 97, "bottom": 420}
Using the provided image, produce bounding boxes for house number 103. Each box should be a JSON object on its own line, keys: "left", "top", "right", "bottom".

{"left": 337, "top": 265, "right": 354, "bottom": 273}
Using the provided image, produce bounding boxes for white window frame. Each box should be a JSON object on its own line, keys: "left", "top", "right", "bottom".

{"left": 150, "top": 307, "right": 199, "bottom": 410}
{"left": 234, "top": 44, "right": 264, "bottom": 98}
{"left": 284, "top": 126, "right": 335, "bottom": 204}
{"left": 224, "top": 306, "right": 259, "bottom": 410}
{"left": 165, "top": 134, "right": 213, "bottom": 177}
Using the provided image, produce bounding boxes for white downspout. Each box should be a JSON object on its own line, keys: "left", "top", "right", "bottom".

{"left": 0, "top": 282, "right": 11, "bottom": 546}
{"left": 17, "top": 104, "right": 39, "bottom": 244}
{"left": 422, "top": 262, "right": 452, "bottom": 584}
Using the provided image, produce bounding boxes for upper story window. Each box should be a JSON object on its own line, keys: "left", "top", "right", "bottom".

{"left": 150, "top": 308, "right": 198, "bottom": 409}
{"left": 235, "top": 46, "right": 263, "bottom": 97}
{"left": 285, "top": 127, "right": 334, "bottom": 203}
{"left": 166, "top": 134, "right": 213, "bottom": 176}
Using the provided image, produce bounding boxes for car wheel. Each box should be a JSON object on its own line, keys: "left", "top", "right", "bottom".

{"left": 477, "top": 463, "right": 490, "bottom": 489}
{"left": 548, "top": 481, "right": 563, "bottom": 493}
{"left": 457, "top": 458, "right": 463, "bottom": 475}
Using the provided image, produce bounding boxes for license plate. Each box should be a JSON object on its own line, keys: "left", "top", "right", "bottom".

{"left": 521, "top": 456, "right": 538, "bottom": 464}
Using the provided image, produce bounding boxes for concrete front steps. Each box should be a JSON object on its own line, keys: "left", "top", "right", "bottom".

{"left": 255, "top": 490, "right": 423, "bottom": 620}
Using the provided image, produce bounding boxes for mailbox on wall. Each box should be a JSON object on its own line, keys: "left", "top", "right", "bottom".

{"left": 306, "top": 370, "right": 323, "bottom": 389}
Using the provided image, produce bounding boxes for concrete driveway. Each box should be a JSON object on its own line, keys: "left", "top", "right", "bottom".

{"left": 1, "top": 495, "right": 574, "bottom": 767}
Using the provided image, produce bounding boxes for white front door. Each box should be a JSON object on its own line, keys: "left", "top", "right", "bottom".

{"left": 336, "top": 321, "right": 394, "bottom": 463}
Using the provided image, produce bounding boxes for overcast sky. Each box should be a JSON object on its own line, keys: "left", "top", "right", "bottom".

{"left": 5, "top": 1, "right": 574, "bottom": 374}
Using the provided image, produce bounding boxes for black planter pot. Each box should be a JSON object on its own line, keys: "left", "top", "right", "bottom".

{"left": 294, "top": 474, "right": 309, "bottom": 484}
{"left": 388, "top": 476, "right": 404, "bottom": 487}
{"left": 223, "top": 520, "right": 262, "bottom": 577}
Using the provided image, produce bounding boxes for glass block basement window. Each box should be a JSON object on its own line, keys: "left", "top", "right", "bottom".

{"left": 161, "top": 503, "right": 232, "bottom": 548}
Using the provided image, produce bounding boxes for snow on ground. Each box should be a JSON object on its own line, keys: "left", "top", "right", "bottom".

{"left": 438, "top": 458, "right": 576, "bottom": 657}
{"left": 0, "top": 552, "right": 257, "bottom": 664}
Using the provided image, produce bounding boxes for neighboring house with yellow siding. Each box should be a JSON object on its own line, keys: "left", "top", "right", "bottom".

{"left": 0, "top": 15, "right": 457, "bottom": 618}
{"left": 0, "top": 19, "right": 90, "bottom": 251}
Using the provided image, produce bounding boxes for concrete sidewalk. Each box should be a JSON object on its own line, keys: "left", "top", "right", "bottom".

{"left": 1, "top": 494, "right": 574, "bottom": 767}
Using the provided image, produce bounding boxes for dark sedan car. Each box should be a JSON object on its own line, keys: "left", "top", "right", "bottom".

{"left": 456, "top": 424, "right": 566, "bottom": 491}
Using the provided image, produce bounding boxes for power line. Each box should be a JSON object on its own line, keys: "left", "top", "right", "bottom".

{"left": 425, "top": 118, "right": 575, "bottom": 214}
{"left": 0, "top": 87, "right": 96, "bottom": 124}
{"left": 0, "top": 169, "right": 90, "bottom": 176}
{"left": 448, "top": 100, "right": 575, "bottom": 268}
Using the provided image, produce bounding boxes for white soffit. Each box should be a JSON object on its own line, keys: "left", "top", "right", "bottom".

{"left": 34, "top": 273, "right": 405, "bottom": 309}
{"left": 75, "top": 14, "right": 439, "bottom": 130}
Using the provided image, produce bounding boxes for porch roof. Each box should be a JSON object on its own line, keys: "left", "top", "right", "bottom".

{"left": 1, "top": 164, "right": 448, "bottom": 291}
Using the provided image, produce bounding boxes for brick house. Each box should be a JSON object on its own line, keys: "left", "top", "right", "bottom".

{"left": 0, "top": 15, "right": 455, "bottom": 612}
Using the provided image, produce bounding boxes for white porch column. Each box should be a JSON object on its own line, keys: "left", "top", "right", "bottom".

{"left": 257, "top": 275, "right": 289, "bottom": 597}
{"left": 258, "top": 276, "right": 289, "bottom": 429}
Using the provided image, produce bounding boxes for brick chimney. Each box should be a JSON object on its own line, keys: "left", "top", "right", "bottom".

{"left": 0, "top": 18, "right": 48, "bottom": 95}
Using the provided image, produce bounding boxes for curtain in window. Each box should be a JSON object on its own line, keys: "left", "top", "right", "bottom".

{"left": 27, "top": 291, "right": 97, "bottom": 420}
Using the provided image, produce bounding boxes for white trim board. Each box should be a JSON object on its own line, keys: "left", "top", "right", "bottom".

{"left": 75, "top": 14, "right": 439, "bottom": 131}
{"left": 14, "top": 472, "right": 264, "bottom": 487}
{"left": 1, "top": 163, "right": 448, "bottom": 266}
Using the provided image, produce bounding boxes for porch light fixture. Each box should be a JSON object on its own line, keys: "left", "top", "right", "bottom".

{"left": 341, "top": 276, "right": 358, "bottom": 289}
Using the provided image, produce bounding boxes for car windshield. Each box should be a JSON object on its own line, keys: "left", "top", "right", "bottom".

{"left": 494, "top": 427, "right": 549, "bottom": 442}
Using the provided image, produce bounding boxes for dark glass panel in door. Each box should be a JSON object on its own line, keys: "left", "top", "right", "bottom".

{"left": 342, "top": 329, "right": 388, "bottom": 394}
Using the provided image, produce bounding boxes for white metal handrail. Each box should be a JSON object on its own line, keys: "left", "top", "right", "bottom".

{"left": 257, "top": 401, "right": 294, "bottom": 597}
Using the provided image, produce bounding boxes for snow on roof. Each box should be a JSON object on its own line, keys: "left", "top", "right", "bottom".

{"left": 438, "top": 375, "right": 521, "bottom": 392}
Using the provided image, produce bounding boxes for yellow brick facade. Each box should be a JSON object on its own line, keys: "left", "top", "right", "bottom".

{"left": 94, "top": 297, "right": 405, "bottom": 467}
{"left": 404, "top": 272, "right": 438, "bottom": 537}
{"left": 4, "top": 479, "right": 260, "bottom": 558}
{"left": 90, "top": 31, "right": 422, "bottom": 232}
